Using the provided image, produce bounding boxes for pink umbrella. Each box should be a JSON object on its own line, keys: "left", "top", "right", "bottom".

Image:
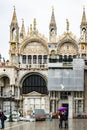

{"left": 57, "top": 106, "right": 68, "bottom": 111}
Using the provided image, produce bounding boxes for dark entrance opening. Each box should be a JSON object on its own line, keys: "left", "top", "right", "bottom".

{"left": 62, "top": 103, "right": 68, "bottom": 108}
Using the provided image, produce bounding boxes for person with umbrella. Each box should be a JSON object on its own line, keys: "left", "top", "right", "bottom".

{"left": 58, "top": 107, "right": 68, "bottom": 128}
{"left": 63, "top": 110, "right": 68, "bottom": 128}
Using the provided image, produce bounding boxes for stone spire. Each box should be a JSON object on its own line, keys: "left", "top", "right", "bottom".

{"left": 80, "top": 5, "right": 87, "bottom": 43}
{"left": 66, "top": 19, "right": 69, "bottom": 32}
{"left": 20, "top": 19, "right": 26, "bottom": 39}
{"left": 81, "top": 5, "right": 87, "bottom": 26}
{"left": 79, "top": 5, "right": 87, "bottom": 55}
{"left": 27, "top": 27, "right": 29, "bottom": 36}
{"left": 10, "top": 6, "right": 19, "bottom": 43}
{"left": 33, "top": 18, "right": 36, "bottom": 31}
{"left": 49, "top": 6, "right": 57, "bottom": 42}
{"left": 49, "top": 6, "right": 56, "bottom": 29}
{"left": 9, "top": 6, "right": 19, "bottom": 64}
{"left": 30, "top": 24, "right": 33, "bottom": 35}
{"left": 11, "top": 6, "right": 18, "bottom": 26}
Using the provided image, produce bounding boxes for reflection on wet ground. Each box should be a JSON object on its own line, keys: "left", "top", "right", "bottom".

{"left": 2, "top": 119, "right": 87, "bottom": 130}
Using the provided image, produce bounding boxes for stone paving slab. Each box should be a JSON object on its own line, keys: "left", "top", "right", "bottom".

{"left": 0, "top": 119, "right": 87, "bottom": 130}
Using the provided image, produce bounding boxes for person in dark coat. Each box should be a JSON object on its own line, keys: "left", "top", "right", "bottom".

{"left": 63, "top": 110, "right": 68, "bottom": 128}
{"left": 0, "top": 112, "right": 5, "bottom": 129}
{"left": 0, "top": 112, "right": 2, "bottom": 128}
{"left": 0, "top": 111, "right": 1, "bottom": 118}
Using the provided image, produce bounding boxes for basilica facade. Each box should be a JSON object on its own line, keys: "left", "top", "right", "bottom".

{"left": 0, "top": 7, "right": 87, "bottom": 118}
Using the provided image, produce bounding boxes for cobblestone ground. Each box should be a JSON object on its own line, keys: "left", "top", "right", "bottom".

{"left": 1, "top": 119, "right": 87, "bottom": 130}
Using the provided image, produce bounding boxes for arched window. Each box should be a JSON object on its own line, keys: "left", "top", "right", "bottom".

{"left": 63, "top": 55, "right": 67, "bottom": 62}
{"left": 33, "top": 55, "right": 37, "bottom": 64}
{"left": 28, "top": 55, "right": 32, "bottom": 64}
{"left": 38, "top": 55, "right": 42, "bottom": 64}
{"left": 68, "top": 55, "right": 73, "bottom": 62}
{"left": 22, "top": 55, "right": 26, "bottom": 64}
{"left": 59, "top": 55, "right": 63, "bottom": 62}
{"left": 22, "top": 74, "right": 48, "bottom": 95}
{"left": 43, "top": 55, "right": 47, "bottom": 64}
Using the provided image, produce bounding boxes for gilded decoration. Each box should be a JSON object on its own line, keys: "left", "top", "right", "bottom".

{"left": 51, "top": 50, "right": 56, "bottom": 55}
{"left": 81, "top": 43, "right": 86, "bottom": 50}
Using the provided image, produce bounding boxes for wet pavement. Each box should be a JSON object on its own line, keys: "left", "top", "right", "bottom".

{"left": 1, "top": 119, "right": 87, "bottom": 130}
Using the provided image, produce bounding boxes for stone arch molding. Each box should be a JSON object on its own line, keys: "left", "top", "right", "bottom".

{"left": 19, "top": 36, "right": 49, "bottom": 55}
{"left": 0, "top": 74, "right": 10, "bottom": 79}
{"left": 19, "top": 71, "right": 48, "bottom": 87}
{"left": 0, "top": 71, "right": 16, "bottom": 85}
{"left": 0, "top": 74, "right": 10, "bottom": 90}
{"left": 0, "top": 73, "right": 10, "bottom": 83}
{"left": 18, "top": 72, "right": 48, "bottom": 95}
{"left": 57, "top": 36, "right": 79, "bottom": 55}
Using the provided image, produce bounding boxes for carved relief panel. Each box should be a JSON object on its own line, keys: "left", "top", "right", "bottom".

{"left": 22, "top": 42, "right": 48, "bottom": 55}
{"left": 59, "top": 42, "right": 77, "bottom": 55}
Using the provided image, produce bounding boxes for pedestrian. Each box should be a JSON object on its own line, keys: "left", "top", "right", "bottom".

{"left": 58, "top": 111, "right": 63, "bottom": 128}
{"left": 0, "top": 111, "right": 2, "bottom": 128}
{"left": 0, "top": 112, "right": 5, "bottom": 129}
{"left": 49, "top": 112, "right": 53, "bottom": 122}
{"left": 63, "top": 110, "right": 68, "bottom": 128}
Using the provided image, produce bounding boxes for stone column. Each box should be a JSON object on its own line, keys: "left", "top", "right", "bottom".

{"left": 32, "top": 55, "right": 33, "bottom": 65}
{"left": 52, "top": 100, "right": 55, "bottom": 112}
{"left": 42, "top": 55, "right": 43, "bottom": 64}
{"left": 11, "top": 85, "right": 14, "bottom": 95}
{"left": 68, "top": 96, "right": 73, "bottom": 118}
{"left": 26, "top": 55, "right": 28, "bottom": 64}
{"left": 18, "top": 86, "right": 20, "bottom": 98}
{"left": 20, "top": 55, "right": 22, "bottom": 64}
{"left": 23, "top": 98, "right": 28, "bottom": 116}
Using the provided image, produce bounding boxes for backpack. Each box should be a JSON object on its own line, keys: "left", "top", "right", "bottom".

{"left": 4, "top": 115, "right": 7, "bottom": 120}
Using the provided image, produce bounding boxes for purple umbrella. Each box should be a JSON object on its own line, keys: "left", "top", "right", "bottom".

{"left": 57, "top": 106, "right": 68, "bottom": 111}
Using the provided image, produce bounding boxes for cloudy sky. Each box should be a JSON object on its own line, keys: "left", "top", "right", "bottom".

{"left": 0, "top": 0, "right": 87, "bottom": 60}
